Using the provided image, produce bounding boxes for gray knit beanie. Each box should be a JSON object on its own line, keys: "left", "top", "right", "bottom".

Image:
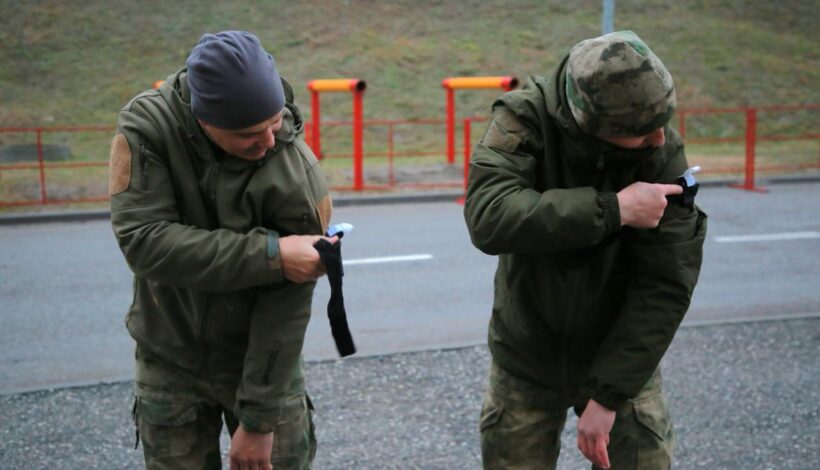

{"left": 186, "top": 31, "right": 285, "bottom": 130}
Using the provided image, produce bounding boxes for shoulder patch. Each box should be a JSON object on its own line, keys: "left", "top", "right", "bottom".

{"left": 108, "top": 133, "right": 131, "bottom": 195}
{"left": 484, "top": 112, "right": 524, "bottom": 153}
{"left": 316, "top": 195, "right": 333, "bottom": 234}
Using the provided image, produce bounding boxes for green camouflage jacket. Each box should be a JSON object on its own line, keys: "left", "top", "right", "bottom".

{"left": 109, "top": 68, "right": 331, "bottom": 432}
{"left": 464, "top": 55, "right": 707, "bottom": 410}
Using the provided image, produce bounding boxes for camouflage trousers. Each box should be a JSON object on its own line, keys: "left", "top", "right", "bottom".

{"left": 132, "top": 346, "right": 316, "bottom": 469}
{"left": 480, "top": 360, "right": 674, "bottom": 470}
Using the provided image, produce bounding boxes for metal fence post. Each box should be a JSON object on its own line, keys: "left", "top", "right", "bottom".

{"left": 463, "top": 118, "right": 472, "bottom": 192}
{"left": 36, "top": 129, "right": 48, "bottom": 204}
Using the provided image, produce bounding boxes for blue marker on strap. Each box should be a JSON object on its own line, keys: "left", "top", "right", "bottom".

{"left": 327, "top": 223, "right": 354, "bottom": 237}
{"left": 682, "top": 166, "right": 701, "bottom": 187}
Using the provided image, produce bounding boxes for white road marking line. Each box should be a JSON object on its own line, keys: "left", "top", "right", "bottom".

{"left": 683, "top": 311, "right": 820, "bottom": 328}
{"left": 714, "top": 231, "right": 820, "bottom": 243}
{"left": 344, "top": 254, "right": 434, "bottom": 265}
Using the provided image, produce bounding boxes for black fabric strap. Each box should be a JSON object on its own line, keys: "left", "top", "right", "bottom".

{"left": 314, "top": 238, "right": 356, "bottom": 357}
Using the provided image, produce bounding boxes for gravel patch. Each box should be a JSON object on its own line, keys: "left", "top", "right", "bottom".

{"left": 1, "top": 317, "right": 817, "bottom": 469}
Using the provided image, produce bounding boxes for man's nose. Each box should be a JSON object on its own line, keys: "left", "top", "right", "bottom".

{"left": 648, "top": 127, "right": 666, "bottom": 148}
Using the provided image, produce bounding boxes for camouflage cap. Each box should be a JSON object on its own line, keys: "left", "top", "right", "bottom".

{"left": 565, "top": 30, "right": 676, "bottom": 137}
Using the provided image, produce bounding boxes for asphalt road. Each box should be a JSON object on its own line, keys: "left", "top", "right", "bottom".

{"left": 1, "top": 182, "right": 819, "bottom": 394}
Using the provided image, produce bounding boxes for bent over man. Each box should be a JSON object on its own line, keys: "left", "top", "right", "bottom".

{"left": 464, "top": 31, "right": 707, "bottom": 469}
{"left": 109, "top": 31, "right": 334, "bottom": 469}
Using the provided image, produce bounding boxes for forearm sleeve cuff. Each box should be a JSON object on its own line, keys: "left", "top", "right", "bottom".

{"left": 590, "top": 387, "right": 629, "bottom": 411}
{"left": 597, "top": 191, "right": 621, "bottom": 235}
{"left": 266, "top": 230, "right": 284, "bottom": 283}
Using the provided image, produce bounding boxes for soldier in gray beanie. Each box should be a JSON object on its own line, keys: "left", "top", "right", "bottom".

{"left": 465, "top": 30, "right": 706, "bottom": 469}
{"left": 110, "top": 30, "right": 336, "bottom": 469}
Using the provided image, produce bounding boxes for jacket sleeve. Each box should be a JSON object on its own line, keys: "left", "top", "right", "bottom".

{"left": 234, "top": 283, "right": 313, "bottom": 433}
{"left": 463, "top": 105, "right": 622, "bottom": 255}
{"left": 234, "top": 139, "right": 330, "bottom": 433}
{"left": 109, "top": 106, "right": 283, "bottom": 292}
{"left": 583, "top": 142, "right": 707, "bottom": 410}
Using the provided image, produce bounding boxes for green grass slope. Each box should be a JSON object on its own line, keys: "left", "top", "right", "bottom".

{"left": 1, "top": 0, "right": 817, "bottom": 126}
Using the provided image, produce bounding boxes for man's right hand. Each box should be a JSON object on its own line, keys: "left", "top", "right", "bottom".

{"left": 279, "top": 235, "right": 338, "bottom": 283}
{"left": 229, "top": 426, "right": 273, "bottom": 470}
{"left": 577, "top": 399, "right": 617, "bottom": 469}
{"left": 616, "top": 182, "right": 683, "bottom": 228}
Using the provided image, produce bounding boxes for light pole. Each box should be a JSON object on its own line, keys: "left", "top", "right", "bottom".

{"left": 602, "top": 0, "right": 615, "bottom": 34}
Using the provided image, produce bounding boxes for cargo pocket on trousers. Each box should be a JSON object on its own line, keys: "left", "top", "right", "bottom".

{"left": 272, "top": 392, "right": 311, "bottom": 462}
{"left": 306, "top": 392, "right": 317, "bottom": 463}
{"left": 634, "top": 394, "right": 671, "bottom": 440}
{"left": 633, "top": 393, "right": 674, "bottom": 468}
{"left": 479, "top": 399, "right": 504, "bottom": 433}
{"left": 136, "top": 396, "right": 198, "bottom": 458}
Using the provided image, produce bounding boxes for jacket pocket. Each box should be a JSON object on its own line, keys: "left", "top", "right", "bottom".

{"left": 129, "top": 281, "right": 199, "bottom": 349}
{"left": 135, "top": 396, "right": 198, "bottom": 458}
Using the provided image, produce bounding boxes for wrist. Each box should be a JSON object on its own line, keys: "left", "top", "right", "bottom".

{"left": 236, "top": 406, "right": 275, "bottom": 434}
{"left": 266, "top": 230, "right": 283, "bottom": 283}
{"left": 591, "top": 388, "right": 626, "bottom": 411}
{"left": 598, "top": 191, "right": 622, "bottom": 230}
{"left": 615, "top": 191, "right": 630, "bottom": 227}
{"left": 587, "top": 398, "right": 613, "bottom": 413}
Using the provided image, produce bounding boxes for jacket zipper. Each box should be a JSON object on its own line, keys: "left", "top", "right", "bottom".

{"left": 198, "top": 161, "right": 220, "bottom": 373}
{"left": 560, "top": 265, "right": 584, "bottom": 401}
{"left": 208, "top": 162, "right": 221, "bottom": 221}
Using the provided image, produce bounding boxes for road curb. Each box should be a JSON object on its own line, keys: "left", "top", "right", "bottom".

{"left": 0, "top": 190, "right": 465, "bottom": 225}
{"left": 1, "top": 175, "right": 817, "bottom": 225}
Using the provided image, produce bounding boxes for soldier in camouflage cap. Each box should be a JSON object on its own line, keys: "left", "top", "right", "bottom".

{"left": 566, "top": 30, "right": 677, "bottom": 138}
{"left": 464, "top": 31, "right": 706, "bottom": 469}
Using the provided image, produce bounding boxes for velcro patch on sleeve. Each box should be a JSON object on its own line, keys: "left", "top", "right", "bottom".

{"left": 108, "top": 133, "right": 131, "bottom": 195}
{"left": 482, "top": 111, "right": 524, "bottom": 154}
{"left": 317, "top": 194, "right": 333, "bottom": 234}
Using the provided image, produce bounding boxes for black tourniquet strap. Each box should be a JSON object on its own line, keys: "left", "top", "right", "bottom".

{"left": 314, "top": 238, "right": 356, "bottom": 357}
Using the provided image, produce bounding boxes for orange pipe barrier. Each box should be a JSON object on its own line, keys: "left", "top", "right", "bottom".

{"left": 308, "top": 79, "right": 366, "bottom": 93}
{"left": 442, "top": 76, "right": 519, "bottom": 90}
{"left": 442, "top": 76, "right": 518, "bottom": 164}
{"left": 306, "top": 78, "right": 367, "bottom": 190}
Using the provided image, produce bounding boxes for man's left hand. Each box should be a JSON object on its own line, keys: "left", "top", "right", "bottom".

{"left": 577, "top": 398, "right": 616, "bottom": 469}
{"left": 230, "top": 426, "right": 273, "bottom": 470}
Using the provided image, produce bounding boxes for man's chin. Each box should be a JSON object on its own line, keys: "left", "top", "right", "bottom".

{"left": 238, "top": 149, "right": 267, "bottom": 160}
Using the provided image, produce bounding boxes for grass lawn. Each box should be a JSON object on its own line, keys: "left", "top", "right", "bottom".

{"left": 1, "top": 0, "right": 817, "bottom": 210}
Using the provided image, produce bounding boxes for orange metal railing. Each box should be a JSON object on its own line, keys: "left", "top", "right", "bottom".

{"left": 0, "top": 126, "right": 114, "bottom": 207}
{"left": 0, "top": 104, "right": 817, "bottom": 207}
{"left": 677, "top": 104, "right": 820, "bottom": 191}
